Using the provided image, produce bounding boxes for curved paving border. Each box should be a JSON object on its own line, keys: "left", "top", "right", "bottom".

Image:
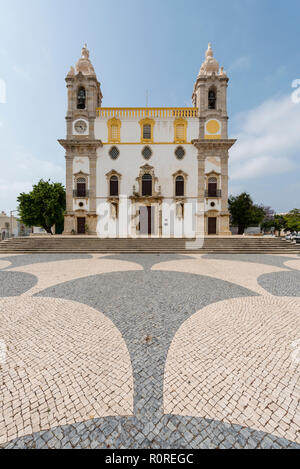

{"left": 283, "top": 259, "right": 300, "bottom": 270}
{"left": 202, "top": 253, "right": 300, "bottom": 269}
{"left": 0, "top": 297, "right": 133, "bottom": 445}
{"left": 0, "top": 253, "right": 93, "bottom": 271}
{"left": 152, "top": 255, "right": 286, "bottom": 295}
{"left": 164, "top": 295, "right": 300, "bottom": 443}
{"left": 9, "top": 257, "right": 143, "bottom": 297}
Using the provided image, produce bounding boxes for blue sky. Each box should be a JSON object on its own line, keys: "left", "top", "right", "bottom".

{"left": 0, "top": 0, "right": 299, "bottom": 214}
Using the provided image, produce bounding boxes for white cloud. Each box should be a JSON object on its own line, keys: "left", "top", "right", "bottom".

{"left": 229, "top": 56, "right": 251, "bottom": 72}
{"left": 13, "top": 64, "right": 30, "bottom": 81}
{"left": 0, "top": 147, "right": 64, "bottom": 213}
{"left": 230, "top": 94, "right": 300, "bottom": 180}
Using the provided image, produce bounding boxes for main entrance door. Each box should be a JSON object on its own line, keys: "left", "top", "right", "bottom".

{"left": 208, "top": 217, "right": 217, "bottom": 235}
{"left": 77, "top": 217, "right": 86, "bottom": 234}
{"left": 139, "top": 206, "right": 154, "bottom": 235}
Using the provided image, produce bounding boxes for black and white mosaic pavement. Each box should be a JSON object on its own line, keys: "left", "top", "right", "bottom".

{"left": 0, "top": 253, "right": 299, "bottom": 449}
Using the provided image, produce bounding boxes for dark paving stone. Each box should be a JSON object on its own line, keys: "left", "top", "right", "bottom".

{"left": 202, "top": 253, "right": 299, "bottom": 270}
{"left": 0, "top": 271, "right": 37, "bottom": 296}
{"left": 0, "top": 253, "right": 93, "bottom": 271}
{"left": 258, "top": 270, "right": 300, "bottom": 297}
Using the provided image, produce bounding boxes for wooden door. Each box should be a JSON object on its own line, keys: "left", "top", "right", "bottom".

{"left": 208, "top": 217, "right": 217, "bottom": 235}
{"left": 77, "top": 217, "right": 86, "bottom": 234}
{"left": 139, "top": 207, "right": 154, "bottom": 235}
{"left": 147, "top": 206, "right": 153, "bottom": 235}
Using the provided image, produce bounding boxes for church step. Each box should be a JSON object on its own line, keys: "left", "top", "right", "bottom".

{"left": 1, "top": 237, "right": 299, "bottom": 254}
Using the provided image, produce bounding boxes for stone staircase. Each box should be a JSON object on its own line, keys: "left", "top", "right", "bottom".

{"left": 0, "top": 236, "right": 299, "bottom": 254}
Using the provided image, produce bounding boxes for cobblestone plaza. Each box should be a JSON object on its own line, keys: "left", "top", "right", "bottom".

{"left": 0, "top": 253, "right": 299, "bottom": 449}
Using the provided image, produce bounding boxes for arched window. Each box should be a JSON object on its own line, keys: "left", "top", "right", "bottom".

{"left": 208, "top": 177, "right": 217, "bottom": 197}
{"left": 208, "top": 88, "right": 216, "bottom": 110}
{"left": 142, "top": 174, "right": 152, "bottom": 197}
{"left": 175, "top": 176, "right": 185, "bottom": 197}
{"left": 77, "top": 87, "right": 86, "bottom": 110}
{"left": 77, "top": 177, "right": 86, "bottom": 197}
{"left": 110, "top": 176, "right": 119, "bottom": 197}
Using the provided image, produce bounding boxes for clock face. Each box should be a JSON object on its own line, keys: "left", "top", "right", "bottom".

{"left": 74, "top": 120, "right": 88, "bottom": 134}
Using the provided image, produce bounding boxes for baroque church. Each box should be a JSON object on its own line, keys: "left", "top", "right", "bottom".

{"left": 59, "top": 44, "right": 236, "bottom": 237}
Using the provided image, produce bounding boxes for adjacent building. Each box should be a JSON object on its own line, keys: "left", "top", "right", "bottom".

{"left": 59, "top": 44, "right": 236, "bottom": 237}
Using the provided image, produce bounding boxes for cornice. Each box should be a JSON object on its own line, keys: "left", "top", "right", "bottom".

{"left": 192, "top": 139, "right": 236, "bottom": 151}
{"left": 58, "top": 139, "right": 103, "bottom": 152}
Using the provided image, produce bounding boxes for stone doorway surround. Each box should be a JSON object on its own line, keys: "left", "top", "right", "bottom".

{"left": 131, "top": 200, "right": 163, "bottom": 238}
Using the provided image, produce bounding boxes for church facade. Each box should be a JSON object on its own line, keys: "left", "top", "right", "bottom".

{"left": 59, "top": 44, "right": 236, "bottom": 237}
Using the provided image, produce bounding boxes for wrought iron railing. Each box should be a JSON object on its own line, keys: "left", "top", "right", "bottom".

{"left": 205, "top": 190, "right": 222, "bottom": 198}
{"left": 73, "top": 190, "right": 90, "bottom": 198}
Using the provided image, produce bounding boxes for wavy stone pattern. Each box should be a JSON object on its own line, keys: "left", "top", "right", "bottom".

{"left": 152, "top": 255, "right": 286, "bottom": 295}
{"left": 0, "top": 253, "right": 299, "bottom": 449}
{"left": 0, "top": 297, "right": 133, "bottom": 445}
{"left": 10, "top": 257, "right": 143, "bottom": 297}
{"left": 0, "top": 253, "right": 93, "bottom": 272}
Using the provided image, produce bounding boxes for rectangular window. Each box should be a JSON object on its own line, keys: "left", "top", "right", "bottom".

{"left": 176, "top": 124, "right": 185, "bottom": 141}
{"left": 111, "top": 125, "right": 119, "bottom": 140}
{"left": 110, "top": 178, "right": 119, "bottom": 197}
{"left": 143, "top": 125, "right": 151, "bottom": 140}
{"left": 77, "top": 183, "right": 86, "bottom": 197}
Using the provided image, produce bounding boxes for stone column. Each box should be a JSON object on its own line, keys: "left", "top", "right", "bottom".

{"left": 65, "top": 155, "right": 74, "bottom": 212}
{"left": 196, "top": 154, "right": 206, "bottom": 236}
{"left": 63, "top": 154, "right": 75, "bottom": 235}
{"left": 89, "top": 155, "right": 97, "bottom": 214}
{"left": 87, "top": 155, "right": 97, "bottom": 235}
{"left": 158, "top": 203, "right": 163, "bottom": 237}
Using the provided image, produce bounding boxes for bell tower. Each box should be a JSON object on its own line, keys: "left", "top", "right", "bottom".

{"left": 64, "top": 44, "right": 102, "bottom": 140}
{"left": 192, "top": 43, "right": 229, "bottom": 140}
{"left": 59, "top": 45, "right": 103, "bottom": 235}
{"left": 192, "top": 44, "right": 236, "bottom": 237}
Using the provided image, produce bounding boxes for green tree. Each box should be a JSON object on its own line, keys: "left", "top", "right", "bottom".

{"left": 228, "top": 193, "right": 266, "bottom": 235}
{"left": 261, "top": 213, "right": 286, "bottom": 236}
{"left": 284, "top": 209, "right": 300, "bottom": 232}
{"left": 17, "top": 180, "right": 66, "bottom": 235}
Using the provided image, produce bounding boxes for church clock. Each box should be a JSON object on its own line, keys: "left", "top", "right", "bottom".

{"left": 74, "top": 120, "right": 88, "bottom": 134}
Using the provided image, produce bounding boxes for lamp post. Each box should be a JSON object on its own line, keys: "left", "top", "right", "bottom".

{"left": 10, "top": 210, "right": 18, "bottom": 238}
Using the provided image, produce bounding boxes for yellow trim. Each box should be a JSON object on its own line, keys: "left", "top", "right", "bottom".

{"left": 97, "top": 107, "right": 198, "bottom": 119}
{"left": 206, "top": 120, "right": 220, "bottom": 134}
{"left": 107, "top": 117, "right": 121, "bottom": 143}
{"left": 174, "top": 117, "right": 187, "bottom": 144}
{"left": 139, "top": 118, "right": 155, "bottom": 144}
{"left": 102, "top": 142, "right": 193, "bottom": 145}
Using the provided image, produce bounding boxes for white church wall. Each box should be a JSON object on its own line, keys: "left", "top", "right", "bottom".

{"left": 95, "top": 118, "right": 200, "bottom": 144}
{"left": 95, "top": 142, "right": 198, "bottom": 237}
